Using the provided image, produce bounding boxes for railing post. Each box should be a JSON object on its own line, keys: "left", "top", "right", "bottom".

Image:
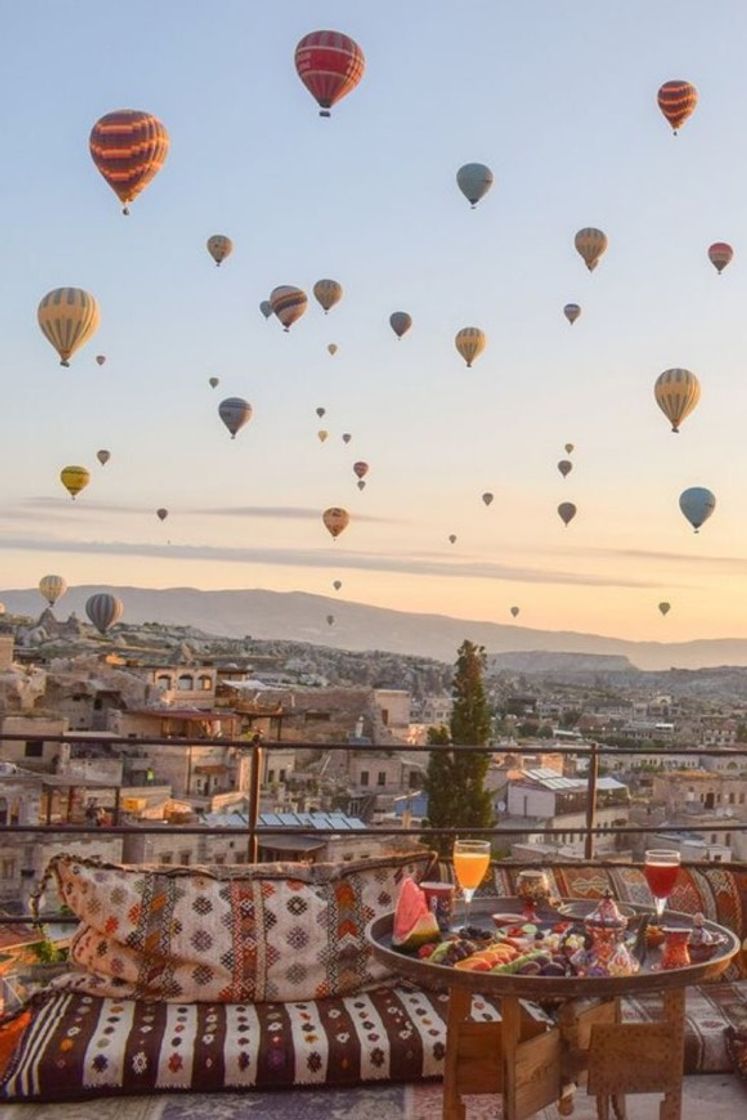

{"left": 585, "top": 741, "right": 599, "bottom": 860}
{"left": 247, "top": 743, "right": 262, "bottom": 864}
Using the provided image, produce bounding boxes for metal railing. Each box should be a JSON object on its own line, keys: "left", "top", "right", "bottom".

{"left": 0, "top": 732, "right": 745, "bottom": 925}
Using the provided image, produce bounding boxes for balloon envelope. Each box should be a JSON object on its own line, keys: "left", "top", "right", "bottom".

{"left": 270, "top": 286, "right": 308, "bottom": 331}
{"left": 96, "top": 355, "right": 106, "bottom": 366}
{"left": 456, "top": 163, "right": 494, "bottom": 208}
{"left": 39, "top": 575, "right": 67, "bottom": 607}
{"left": 342, "top": 433, "right": 352, "bottom": 444}
{"left": 156, "top": 508, "right": 168, "bottom": 521}
{"left": 260, "top": 300, "right": 273, "bottom": 319}
{"left": 557, "top": 459, "right": 572, "bottom": 478}
{"left": 327, "top": 344, "right": 338, "bottom": 355}
{"left": 85, "top": 592, "right": 124, "bottom": 634}
{"left": 326, "top": 614, "right": 335, "bottom": 626}
{"left": 574, "top": 228, "right": 608, "bottom": 272}
{"left": 708, "top": 242, "right": 733, "bottom": 274}
{"left": 89, "top": 109, "right": 169, "bottom": 213}
{"left": 390, "top": 311, "right": 412, "bottom": 339}
{"left": 295, "top": 30, "right": 365, "bottom": 117}
{"left": 207, "top": 235, "right": 233, "bottom": 265}
{"left": 60, "top": 465, "right": 90, "bottom": 500}
{"left": 333, "top": 580, "right": 342, "bottom": 591}
{"left": 316, "top": 407, "right": 326, "bottom": 418}
{"left": 659, "top": 602, "right": 671, "bottom": 616}
{"left": 218, "top": 397, "right": 253, "bottom": 439}
{"left": 96, "top": 449, "right": 111, "bottom": 466}
{"left": 558, "top": 501, "right": 577, "bottom": 527}
{"left": 357, "top": 480, "right": 366, "bottom": 491}
{"left": 564, "top": 303, "right": 581, "bottom": 325}
{"left": 448, "top": 534, "right": 457, "bottom": 544}
{"left": 482, "top": 492, "right": 494, "bottom": 506}
{"left": 313, "top": 279, "right": 343, "bottom": 312}
{"left": 565, "top": 443, "right": 575, "bottom": 454}
{"left": 510, "top": 606, "right": 520, "bottom": 618}
{"left": 353, "top": 461, "right": 369, "bottom": 479}
{"left": 317, "top": 430, "right": 328, "bottom": 442}
{"left": 654, "top": 369, "right": 701, "bottom": 433}
{"left": 323, "top": 507, "right": 349, "bottom": 539}
{"left": 209, "top": 377, "right": 219, "bottom": 388}
{"left": 679, "top": 487, "right": 716, "bottom": 532}
{"left": 38, "top": 288, "right": 100, "bottom": 366}
{"left": 455, "top": 327, "right": 486, "bottom": 367}
{"left": 657, "top": 80, "right": 698, "bottom": 133}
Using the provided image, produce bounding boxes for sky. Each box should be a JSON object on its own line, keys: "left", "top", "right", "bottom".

{"left": 2, "top": 0, "right": 747, "bottom": 641}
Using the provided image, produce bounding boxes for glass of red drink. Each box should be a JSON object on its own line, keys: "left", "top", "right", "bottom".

{"left": 644, "top": 849, "right": 681, "bottom": 921}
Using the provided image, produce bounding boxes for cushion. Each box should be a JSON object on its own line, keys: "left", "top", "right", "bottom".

{"left": 40, "top": 851, "right": 433, "bottom": 1004}
{"left": 623, "top": 980, "right": 747, "bottom": 1073}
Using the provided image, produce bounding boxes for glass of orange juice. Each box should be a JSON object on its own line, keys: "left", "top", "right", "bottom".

{"left": 453, "top": 839, "right": 491, "bottom": 926}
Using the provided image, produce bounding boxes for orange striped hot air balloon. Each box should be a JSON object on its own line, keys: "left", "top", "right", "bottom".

{"left": 708, "top": 242, "right": 734, "bottom": 274}
{"left": 270, "top": 286, "right": 308, "bottom": 331}
{"left": 657, "top": 80, "right": 698, "bottom": 134}
{"left": 295, "top": 31, "right": 365, "bottom": 117}
{"left": 90, "top": 110, "right": 169, "bottom": 214}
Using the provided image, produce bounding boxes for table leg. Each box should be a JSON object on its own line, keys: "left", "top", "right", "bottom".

{"left": 501, "top": 995, "right": 522, "bottom": 1120}
{"left": 443, "top": 986, "right": 471, "bottom": 1120}
{"left": 659, "top": 989, "right": 685, "bottom": 1120}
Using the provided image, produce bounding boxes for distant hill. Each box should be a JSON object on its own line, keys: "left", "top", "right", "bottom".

{"left": 3, "top": 584, "right": 747, "bottom": 671}
{"left": 487, "top": 651, "right": 635, "bottom": 674}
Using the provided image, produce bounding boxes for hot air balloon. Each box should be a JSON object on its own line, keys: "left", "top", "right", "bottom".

{"left": 327, "top": 344, "right": 338, "bottom": 356}
{"left": 575, "top": 228, "right": 608, "bottom": 272}
{"left": 654, "top": 369, "right": 701, "bottom": 433}
{"left": 89, "top": 110, "right": 169, "bottom": 214}
{"left": 207, "top": 235, "right": 233, "bottom": 266}
{"left": 353, "top": 461, "right": 368, "bottom": 480}
{"left": 357, "top": 480, "right": 366, "bottom": 491}
{"left": 60, "top": 466, "right": 90, "bottom": 500}
{"left": 342, "top": 433, "right": 352, "bottom": 445}
{"left": 558, "top": 501, "right": 577, "bottom": 527}
{"left": 295, "top": 30, "right": 365, "bottom": 117}
{"left": 708, "top": 242, "right": 733, "bottom": 274}
{"left": 218, "top": 397, "right": 253, "bottom": 439}
{"left": 156, "top": 508, "right": 168, "bottom": 522}
{"left": 564, "top": 303, "right": 581, "bottom": 325}
{"left": 510, "top": 606, "right": 520, "bottom": 619}
{"left": 659, "top": 602, "right": 671, "bottom": 616}
{"left": 679, "top": 487, "right": 716, "bottom": 533}
{"left": 96, "top": 449, "right": 111, "bottom": 467}
{"left": 38, "top": 288, "right": 100, "bottom": 366}
{"left": 565, "top": 443, "right": 575, "bottom": 454}
{"left": 209, "top": 377, "right": 219, "bottom": 388}
{"left": 323, "top": 507, "right": 349, "bottom": 540}
{"left": 326, "top": 614, "right": 335, "bottom": 626}
{"left": 39, "top": 575, "right": 67, "bottom": 608}
{"left": 318, "top": 430, "right": 329, "bottom": 443}
{"left": 316, "top": 406, "right": 326, "bottom": 419}
{"left": 313, "top": 279, "right": 343, "bottom": 313}
{"left": 270, "top": 286, "right": 308, "bottom": 331}
{"left": 455, "top": 327, "right": 486, "bottom": 368}
{"left": 482, "top": 492, "right": 494, "bottom": 507}
{"left": 456, "top": 163, "right": 494, "bottom": 208}
{"left": 558, "top": 459, "right": 573, "bottom": 478}
{"left": 85, "top": 592, "right": 124, "bottom": 634}
{"left": 260, "top": 300, "right": 273, "bottom": 319}
{"left": 390, "top": 311, "right": 412, "bottom": 339}
{"left": 96, "top": 355, "right": 106, "bottom": 366}
{"left": 657, "top": 80, "right": 698, "bottom": 134}
{"left": 448, "top": 534, "right": 457, "bottom": 544}
{"left": 333, "top": 580, "right": 342, "bottom": 591}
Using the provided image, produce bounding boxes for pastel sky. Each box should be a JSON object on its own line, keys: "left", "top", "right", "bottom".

{"left": 2, "top": 0, "right": 747, "bottom": 641}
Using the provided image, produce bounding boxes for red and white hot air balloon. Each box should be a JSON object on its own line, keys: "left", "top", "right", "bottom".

{"left": 295, "top": 31, "right": 365, "bottom": 117}
{"left": 708, "top": 242, "right": 734, "bottom": 274}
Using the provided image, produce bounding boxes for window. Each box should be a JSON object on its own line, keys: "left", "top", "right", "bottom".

{"left": 179, "top": 851, "right": 191, "bottom": 866}
{"left": 177, "top": 675, "right": 194, "bottom": 691}
{"left": 725, "top": 833, "right": 732, "bottom": 845}
{"left": 156, "top": 675, "right": 171, "bottom": 691}
{"left": 279, "top": 769, "right": 286, "bottom": 783}
{"left": 729, "top": 793, "right": 735, "bottom": 804}
{"left": 740, "top": 793, "right": 745, "bottom": 805}
{"left": 711, "top": 833, "right": 717, "bottom": 844}
{"left": 214, "top": 855, "right": 226, "bottom": 865}
{"left": 267, "top": 769, "right": 275, "bottom": 784}
{"left": 0, "top": 859, "right": 16, "bottom": 880}
{"left": 24, "top": 741, "right": 43, "bottom": 758}
{"left": 408, "top": 771, "right": 419, "bottom": 789}
{"left": 198, "top": 675, "right": 213, "bottom": 692}
{"left": 377, "top": 771, "right": 386, "bottom": 787}
{"left": 160, "top": 853, "right": 173, "bottom": 865}
{"left": 360, "top": 770, "right": 369, "bottom": 787}
{"left": 0, "top": 800, "right": 6, "bottom": 828}
{"left": 304, "top": 711, "right": 331, "bottom": 723}
{"left": 381, "top": 709, "right": 389, "bottom": 726}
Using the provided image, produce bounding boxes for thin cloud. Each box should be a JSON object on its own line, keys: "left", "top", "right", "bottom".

{"left": 22, "top": 499, "right": 393, "bottom": 524}
{"left": 0, "top": 532, "right": 663, "bottom": 588}
{"left": 590, "top": 548, "right": 747, "bottom": 571}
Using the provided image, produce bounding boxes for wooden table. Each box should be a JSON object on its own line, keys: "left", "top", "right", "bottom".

{"left": 367, "top": 899, "right": 739, "bottom": 1120}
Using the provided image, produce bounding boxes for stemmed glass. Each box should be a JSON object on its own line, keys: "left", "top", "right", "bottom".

{"left": 453, "top": 839, "right": 491, "bottom": 927}
{"left": 643, "top": 849, "right": 681, "bottom": 922}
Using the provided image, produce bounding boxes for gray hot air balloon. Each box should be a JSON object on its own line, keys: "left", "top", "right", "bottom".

{"left": 390, "top": 311, "right": 412, "bottom": 339}
{"left": 218, "top": 397, "right": 253, "bottom": 439}
{"left": 456, "top": 163, "right": 494, "bottom": 208}
{"left": 259, "top": 300, "right": 273, "bottom": 319}
{"left": 557, "top": 459, "right": 573, "bottom": 478}
{"left": 85, "top": 592, "right": 123, "bottom": 635}
{"left": 482, "top": 492, "right": 494, "bottom": 507}
{"left": 96, "top": 449, "right": 111, "bottom": 466}
{"left": 679, "top": 487, "right": 716, "bottom": 533}
{"left": 558, "top": 501, "right": 577, "bottom": 527}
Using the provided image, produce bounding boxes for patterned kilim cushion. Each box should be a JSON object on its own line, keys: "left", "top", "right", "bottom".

{"left": 42, "top": 851, "right": 434, "bottom": 1004}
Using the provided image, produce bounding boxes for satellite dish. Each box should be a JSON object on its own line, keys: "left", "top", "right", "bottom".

{"left": 497, "top": 800, "right": 507, "bottom": 813}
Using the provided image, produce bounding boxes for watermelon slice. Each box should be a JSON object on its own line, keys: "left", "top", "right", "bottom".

{"left": 392, "top": 877, "right": 440, "bottom": 950}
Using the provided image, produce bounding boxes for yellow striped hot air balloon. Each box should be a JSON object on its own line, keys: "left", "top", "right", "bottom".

{"left": 313, "top": 279, "right": 343, "bottom": 313}
{"left": 654, "top": 368, "right": 701, "bottom": 433}
{"left": 60, "top": 465, "right": 90, "bottom": 500}
{"left": 270, "top": 286, "right": 308, "bottom": 331}
{"left": 455, "top": 327, "right": 486, "bottom": 368}
{"left": 574, "top": 228, "right": 608, "bottom": 272}
{"left": 38, "top": 288, "right": 100, "bottom": 366}
{"left": 657, "top": 80, "right": 698, "bottom": 134}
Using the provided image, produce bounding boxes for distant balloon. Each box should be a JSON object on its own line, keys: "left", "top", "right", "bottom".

{"left": 456, "top": 163, "right": 494, "bottom": 208}
{"left": 564, "top": 303, "right": 581, "bottom": 325}
{"left": 565, "top": 443, "right": 575, "bottom": 454}
{"left": 316, "top": 406, "right": 326, "bottom": 419}
{"left": 39, "top": 575, "right": 67, "bottom": 608}
{"left": 318, "top": 429, "right": 329, "bottom": 443}
{"left": 218, "top": 397, "right": 253, "bottom": 439}
{"left": 313, "top": 279, "right": 343, "bottom": 313}
{"left": 342, "top": 433, "right": 352, "bottom": 444}
{"left": 353, "top": 461, "right": 368, "bottom": 479}
{"left": 89, "top": 109, "right": 169, "bottom": 214}
{"left": 96, "top": 355, "right": 106, "bottom": 366}
{"left": 96, "top": 449, "right": 111, "bottom": 466}
{"left": 38, "top": 288, "right": 100, "bottom": 366}
{"left": 85, "top": 592, "right": 123, "bottom": 635}
{"left": 455, "top": 327, "right": 486, "bottom": 368}
{"left": 557, "top": 501, "right": 577, "bottom": 527}
{"left": 390, "top": 311, "right": 412, "bottom": 339}
{"left": 333, "top": 580, "right": 342, "bottom": 591}
{"left": 323, "top": 507, "right": 350, "bottom": 540}
{"left": 654, "top": 368, "right": 701, "bottom": 433}
{"left": 207, "top": 235, "right": 233, "bottom": 266}
{"left": 482, "top": 492, "right": 494, "bottom": 507}
{"left": 679, "top": 487, "right": 716, "bottom": 533}
{"left": 708, "top": 242, "right": 733, "bottom": 274}
{"left": 295, "top": 30, "right": 365, "bottom": 118}
{"left": 327, "top": 344, "right": 338, "bottom": 356}
{"left": 557, "top": 459, "right": 572, "bottom": 478}
{"left": 270, "top": 286, "right": 308, "bottom": 331}
{"left": 259, "top": 300, "right": 273, "bottom": 319}
{"left": 657, "top": 80, "right": 698, "bottom": 134}
{"left": 357, "top": 479, "right": 366, "bottom": 491}
{"left": 326, "top": 614, "right": 335, "bottom": 626}
{"left": 448, "top": 534, "right": 457, "bottom": 544}
{"left": 510, "top": 606, "right": 520, "bottom": 619}
{"left": 574, "top": 228, "right": 608, "bottom": 272}
{"left": 156, "top": 508, "right": 168, "bottom": 521}
{"left": 60, "top": 465, "right": 90, "bottom": 500}
{"left": 658, "top": 602, "right": 671, "bottom": 616}
{"left": 209, "top": 377, "right": 220, "bottom": 388}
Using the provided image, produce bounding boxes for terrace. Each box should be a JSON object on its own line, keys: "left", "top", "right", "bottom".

{"left": 0, "top": 734, "right": 744, "bottom": 1119}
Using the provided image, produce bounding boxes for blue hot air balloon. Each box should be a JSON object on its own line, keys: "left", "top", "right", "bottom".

{"left": 679, "top": 487, "right": 716, "bottom": 533}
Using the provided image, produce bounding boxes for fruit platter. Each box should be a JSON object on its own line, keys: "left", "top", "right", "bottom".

{"left": 366, "top": 879, "right": 739, "bottom": 1000}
